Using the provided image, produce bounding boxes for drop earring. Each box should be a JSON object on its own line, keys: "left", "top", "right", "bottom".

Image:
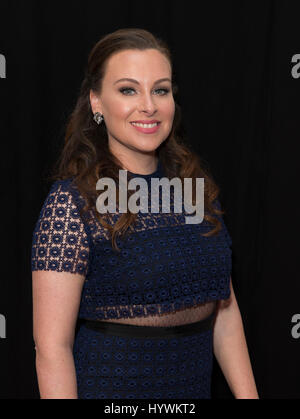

{"left": 93, "top": 112, "right": 104, "bottom": 125}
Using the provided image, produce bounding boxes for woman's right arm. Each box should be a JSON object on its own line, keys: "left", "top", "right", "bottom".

{"left": 32, "top": 270, "right": 85, "bottom": 399}
{"left": 31, "top": 179, "right": 91, "bottom": 399}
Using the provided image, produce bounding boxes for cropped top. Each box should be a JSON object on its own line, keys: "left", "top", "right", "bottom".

{"left": 31, "top": 160, "right": 232, "bottom": 326}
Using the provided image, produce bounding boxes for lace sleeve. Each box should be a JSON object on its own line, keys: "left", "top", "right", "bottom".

{"left": 31, "top": 180, "right": 90, "bottom": 276}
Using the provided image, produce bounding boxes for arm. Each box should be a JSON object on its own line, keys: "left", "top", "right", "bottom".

{"left": 213, "top": 278, "right": 259, "bottom": 399}
{"left": 31, "top": 179, "right": 90, "bottom": 399}
{"left": 32, "top": 270, "right": 85, "bottom": 399}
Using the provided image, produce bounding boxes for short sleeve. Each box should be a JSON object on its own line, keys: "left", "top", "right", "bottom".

{"left": 31, "top": 180, "right": 90, "bottom": 276}
{"left": 213, "top": 198, "right": 232, "bottom": 248}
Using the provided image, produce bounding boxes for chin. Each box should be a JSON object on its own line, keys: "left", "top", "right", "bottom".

{"left": 130, "top": 139, "right": 164, "bottom": 152}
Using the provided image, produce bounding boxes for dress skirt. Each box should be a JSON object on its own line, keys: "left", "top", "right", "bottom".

{"left": 73, "top": 310, "right": 216, "bottom": 399}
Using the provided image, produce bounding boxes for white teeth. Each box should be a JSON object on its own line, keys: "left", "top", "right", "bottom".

{"left": 131, "top": 122, "right": 159, "bottom": 128}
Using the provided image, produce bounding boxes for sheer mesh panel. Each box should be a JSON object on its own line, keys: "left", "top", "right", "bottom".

{"left": 31, "top": 180, "right": 90, "bottom": 276}
{"left": 89, "top": 301, "right": 217, "bottom": 326}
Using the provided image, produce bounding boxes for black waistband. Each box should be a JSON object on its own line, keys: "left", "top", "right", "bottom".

{"left": 81, "top": 310, "right": 216, "bottom": 338}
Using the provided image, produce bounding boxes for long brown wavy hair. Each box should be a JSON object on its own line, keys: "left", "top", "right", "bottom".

{"left": 50, "top": 28, "right": 224, "bottom": 251}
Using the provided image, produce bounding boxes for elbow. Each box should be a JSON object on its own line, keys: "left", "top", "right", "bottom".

{"left": 34, "top": 339, "right": 74, "bottom": 361}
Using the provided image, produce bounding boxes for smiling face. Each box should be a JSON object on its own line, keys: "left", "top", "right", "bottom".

{"left": 90, "top": 49, "right": 175, "bottom": 170}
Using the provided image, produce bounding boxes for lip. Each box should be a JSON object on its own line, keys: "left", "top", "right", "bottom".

{"left": 130, "top": 121, "right": 161, "bottom": 134}
{"left": 131, "top": 121, "right": 160, "bottom": 134}
{"left": 130, "top": 120, "right": 161, "bottom": 124}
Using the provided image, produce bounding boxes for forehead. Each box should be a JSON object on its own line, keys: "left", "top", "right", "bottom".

{"left": 103, "top": 49, "right": 171, "bottom": 82}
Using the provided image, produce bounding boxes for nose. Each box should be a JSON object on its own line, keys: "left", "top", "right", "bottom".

{"left": 137, "top": 91, "right": 157, "bottom": 115}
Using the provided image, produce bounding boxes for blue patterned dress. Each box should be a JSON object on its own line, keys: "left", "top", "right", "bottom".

{"left": 31, "top": 160, "right": 232, "bottom": 399}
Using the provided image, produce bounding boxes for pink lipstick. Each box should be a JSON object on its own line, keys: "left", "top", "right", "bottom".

{"left": 130, "top": 121, "right": 161, "bottom": 134}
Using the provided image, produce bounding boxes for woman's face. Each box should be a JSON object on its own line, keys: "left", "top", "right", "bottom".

{"left": 90, "top": 48, "right": 175, "bottom": 164}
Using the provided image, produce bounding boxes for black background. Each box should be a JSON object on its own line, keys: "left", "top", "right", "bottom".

{"left": 0, "top": 0, "right": 299, "bottom": 399}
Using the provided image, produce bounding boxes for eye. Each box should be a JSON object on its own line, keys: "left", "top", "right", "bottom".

{"left": 119, "top": 87, "right": 171, "bottom": 96}
{"left": 119, "top": 87, "right": 136, "bottom": 95}
{"left": 154, "top": 88, "right": 170, "bottom": 95}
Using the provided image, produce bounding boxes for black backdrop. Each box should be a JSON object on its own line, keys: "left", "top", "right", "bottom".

{"left": 1, "top": 0, "right": 299, "bottom": 399}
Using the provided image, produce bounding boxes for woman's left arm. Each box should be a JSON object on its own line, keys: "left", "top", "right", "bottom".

{"left": 213, "top": 277, "right": 259, "bottom": 399}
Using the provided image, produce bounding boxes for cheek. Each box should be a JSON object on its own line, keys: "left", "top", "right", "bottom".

{"left": 161, "top": 99, "right": 175, "bottom": 122}
{"left": 105, "top": 97, "right": 133, "bottom": 122}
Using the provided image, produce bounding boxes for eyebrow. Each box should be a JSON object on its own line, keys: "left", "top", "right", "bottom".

{"left": 114, "top": 77, "right": 172, "bottom": 85}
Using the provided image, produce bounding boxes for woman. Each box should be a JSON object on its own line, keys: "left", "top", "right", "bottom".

{"left": 31, "top": 28, "right": 259, "bottom": 399}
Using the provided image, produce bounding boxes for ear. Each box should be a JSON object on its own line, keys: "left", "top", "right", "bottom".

{"left": 89, "top": 89, "right": 102, "bottom": 114}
